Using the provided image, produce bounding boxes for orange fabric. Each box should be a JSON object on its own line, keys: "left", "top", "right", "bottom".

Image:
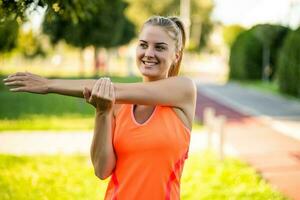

{"left": 104, "top": 104, "right": 190, "bottom": 200}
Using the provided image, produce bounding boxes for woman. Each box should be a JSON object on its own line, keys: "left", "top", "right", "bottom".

{"left": 3, "top": 16, "right": 196, "bottom": 199}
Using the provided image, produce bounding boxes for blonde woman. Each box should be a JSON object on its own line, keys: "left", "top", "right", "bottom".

{"left": 4, "top": 16, "right": 197, "bottom": 199}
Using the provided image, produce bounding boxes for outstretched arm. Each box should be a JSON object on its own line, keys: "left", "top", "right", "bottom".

{"left": 3, "top": 72, "right": 196, "bottom": 107}
{"left": 3, "top": 72, "right": 96, "bottom": 97}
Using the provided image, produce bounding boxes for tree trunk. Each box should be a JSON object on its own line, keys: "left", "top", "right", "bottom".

{"left": 262, "top": 43, "right": 271, "bottom": 82}
{"left": 79, "top": 49, "right": 85, "bottom": 77}
{"left": 94, "top": 47, "right": 100, "bottom": 77}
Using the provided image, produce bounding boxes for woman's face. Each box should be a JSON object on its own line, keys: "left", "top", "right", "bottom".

{"left": 136, "top": 25, "right": 179, "bottom": 81}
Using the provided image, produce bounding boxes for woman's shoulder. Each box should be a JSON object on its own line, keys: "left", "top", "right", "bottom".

{"left": 169, "top": 76, "right": 196, "bottom": 96}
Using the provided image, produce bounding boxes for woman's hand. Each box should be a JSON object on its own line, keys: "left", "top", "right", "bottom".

{"left": 83, "top": 78, "right": 115, "bottom": 114}
{"left": 3, "top": 72, "right": 50, "bottom": 94}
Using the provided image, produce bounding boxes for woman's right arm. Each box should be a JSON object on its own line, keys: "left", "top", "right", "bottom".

{"left": 91, "top": 111, "right": 116, "bottom": 180}
{"left": 83, "top": 78, "right": 116, "bottom": 180}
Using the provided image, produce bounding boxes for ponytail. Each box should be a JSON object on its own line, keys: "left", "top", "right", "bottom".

{"left": 168, "top": 17, "right": 186, "bottom": 77}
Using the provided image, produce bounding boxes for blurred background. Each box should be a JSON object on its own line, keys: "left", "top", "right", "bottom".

{"left": 1, "top": 0, "right": 300, "bottom": 199}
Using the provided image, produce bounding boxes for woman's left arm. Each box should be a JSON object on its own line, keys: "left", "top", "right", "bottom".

{"left": 114, "top": 76, "right": 196, "bottom": 108}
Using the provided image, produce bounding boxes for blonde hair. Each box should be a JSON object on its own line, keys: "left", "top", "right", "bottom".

{"left": 142, "top": 16, "right": 186, "bottom": 77}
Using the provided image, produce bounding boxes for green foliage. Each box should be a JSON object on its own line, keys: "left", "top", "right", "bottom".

{"left": 190, "top": 0, "right": 214, "bottom": 51}
{"left": 0, "top": 19, "right": 19, "bottom": 53}
{"left": 125, "top": 0, "right": 178, "bottom": 29}
{"left": 229, "top": 30, "right": 262, "bottom": 80}
{"left": 125, "top": 0, "right": 214, "bottom": 52}
{"left": 17, "top": 30, "right": 47, "bottom": 59}
{"left": 252, "top": 24, "right": 290, "bottom": 80}
{"left": 0, "top": 0, "right": 98, "bottom": 24}
{"left": 277, "top": 27, "right": 300, "bottom": 97}
{"left": 42, "top": 0, "right": 135, "bottom": 49}
{"left": 229, "top": 24, "right": 289, "bottom": 80}
{"left": 222, "top": 25, "right": 245, "bottom": 47}
{"left": 0, "top": 152, "right": 287, "bottom": 199}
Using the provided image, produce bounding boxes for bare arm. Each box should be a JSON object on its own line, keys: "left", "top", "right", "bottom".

{"left": 48, "top": 79, "right": 96, "bottom": 97}
{"left": 91, "top": 112, "right": 116, "bottom": 180}
{"left": 4, "top": 72, "right": 196, "bottom": 108}
{"left": 84, "top": 78, "right": 116, "bottom": 180}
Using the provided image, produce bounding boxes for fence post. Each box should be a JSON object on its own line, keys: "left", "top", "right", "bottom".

{"left": 203, "top": 107, "right": 215, "bottom": 149}
{"left": 217, "top": 115, "right": 226, "bottom": 161}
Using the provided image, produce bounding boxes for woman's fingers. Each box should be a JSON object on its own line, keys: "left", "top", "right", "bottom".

{"left": 109, "top": 82, "right": 115, "bottom": 101}
{"left": 89, "top": 77, "right": 113, "bottom": 102}
{"left": 101, "top": 78, "right": 111, "bottom": 100}
{"left": 4, "top": 80, "right": 26, "bottom": 86}
{"left": 90, "top": 79, "right": 102, "bottom": 102}
{"left": 3, "top": 76, "right": 27, "bottom": 83}
{"left": 7, "top": 72, "right": 27, "bottom": 78}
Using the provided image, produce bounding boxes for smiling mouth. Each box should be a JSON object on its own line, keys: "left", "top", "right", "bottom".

{"left": 142, "top": 61, "right": 158, "bottom": 67}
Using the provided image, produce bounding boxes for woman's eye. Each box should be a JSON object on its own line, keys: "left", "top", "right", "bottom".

{"left": 140, "top": 43, "right": 147, "bottom": 48}
{"left": 156, "top": 46, "right": 165, "bottom": 51}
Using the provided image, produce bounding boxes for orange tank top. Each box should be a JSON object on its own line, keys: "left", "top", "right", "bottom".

{"left": 104, "top": 104, "right": 190, "bottom": 200}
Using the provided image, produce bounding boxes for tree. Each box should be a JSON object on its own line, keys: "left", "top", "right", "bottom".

{"left": 42, "top": 0, "right": 135, "bottom": 74}
{"left": 125, "top": 0, "right": 214, "bottom": 51}
{"left": 277, "top": 27, "right": 300, "bottom": 97}
{"left": 252, "top": 24, "right": 289, "bottom": 82}
{"left": 0, "top": 19, "right": 19, "bottom": 54}
{"left": 222, "top": 25, "right": 245, "bottom": 47}
{"left": 0, "top": 0, "right": 99, "bottom": 24}
{"left": 18, "top": 30, "right": 47, "bottom": 59}
{"left": 0, "top": 0, "right": 101, "bottom": 55}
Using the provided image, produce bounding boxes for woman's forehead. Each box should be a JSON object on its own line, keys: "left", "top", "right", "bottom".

{"left": 139, "top": 25, "right": 174, "bottom": 45}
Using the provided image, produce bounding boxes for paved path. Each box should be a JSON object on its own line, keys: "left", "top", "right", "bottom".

{"left": 196, "top": 81, "right": 300, "bottom": 200}
{"left": 197, "top": 82, "right": 300, "bottom": 140}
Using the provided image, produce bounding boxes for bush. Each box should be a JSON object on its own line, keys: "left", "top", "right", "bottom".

{"left": 252, "top": 24, "right": 290, "bottom": 80}
{"left": 229, "top": 24, "right": 289, "bottom": 80}
{"left": 229, "top": 30, "right": 262, "bottom": 80}
{"left": 277, "top": 27, "right": 300, "bottom": 97}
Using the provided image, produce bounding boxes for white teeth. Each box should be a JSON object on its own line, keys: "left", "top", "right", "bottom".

{"left": 143, "top": 61, "right": 157, "bottom": 66}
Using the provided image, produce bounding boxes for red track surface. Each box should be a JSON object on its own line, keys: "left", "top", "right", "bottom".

{"left": 196, "top": 91, "right": 300, "bottom": 200}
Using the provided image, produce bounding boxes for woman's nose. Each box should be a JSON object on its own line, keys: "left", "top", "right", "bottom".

{"left": 144, "top": 47, "right": 155, "bottom": 57}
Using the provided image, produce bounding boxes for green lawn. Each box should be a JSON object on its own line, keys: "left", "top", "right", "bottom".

{"left": 0, "top": 75, "right": 142, "bottom": 131}
{"left": 0, "top": 151, "right": 287, "bottom": 200}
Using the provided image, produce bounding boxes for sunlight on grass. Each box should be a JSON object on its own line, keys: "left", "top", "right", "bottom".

{"left": 181, "top": 151, "right": 287, "bottom": 199}
{"left": 0, "top": 115, "right": 94, "bottom": 131}
{"left": 234, "top": 80, "right": 279, "bottom": 94}
{"left": 0, "top": 152, "right": 287, "bottom": 200}
{"left": 0, "top": 155, "right": 106, "bottom": 200}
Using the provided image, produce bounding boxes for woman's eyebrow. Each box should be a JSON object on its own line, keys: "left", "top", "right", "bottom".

{"left": 139, "top": 40, "right": 168, "bottom": 46}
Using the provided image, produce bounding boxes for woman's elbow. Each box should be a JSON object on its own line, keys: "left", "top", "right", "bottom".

{"left": 93, "top": 160, "right": 115, "bottom": 180}
{"left": 94, "top": 170, "right": 111, "bottom": 180}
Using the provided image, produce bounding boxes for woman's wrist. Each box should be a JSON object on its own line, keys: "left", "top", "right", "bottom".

{"left": 47, "top": 79, "right": 54, "bottom": 94}
{"left": 95, "top": 109, "right": 113, "bottom": 116}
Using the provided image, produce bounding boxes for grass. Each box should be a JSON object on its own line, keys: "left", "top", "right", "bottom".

{"left": 0, "top": 75, "right": 142, "bottom": 131}
{"left": 0, "top": 151, "right": 287, "bottom": 200}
